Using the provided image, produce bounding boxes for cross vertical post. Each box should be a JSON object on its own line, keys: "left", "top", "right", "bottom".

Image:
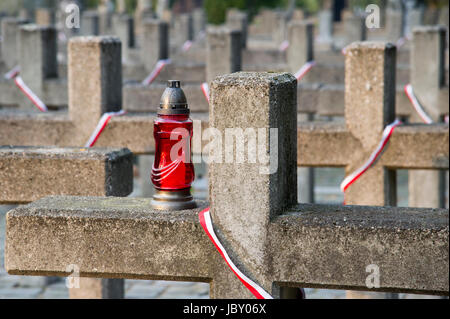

{"left": 209, "top": 72, "right": 298, "bottom": 298}
{"left": 409, "top": 26, "right": 448, "bottom": 209}
{"left": 344, "top": 42, "right": 397, "bottom": 206}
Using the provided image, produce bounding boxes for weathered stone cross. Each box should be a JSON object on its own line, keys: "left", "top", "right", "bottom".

{"left": 408, "top": 26, "right": 449, "bottom": 209}
{"left": 5, "top": 44, "right": 449, "bottom": 298}
{"left": 0, "top": 146, "right": 133, "bottom": 298}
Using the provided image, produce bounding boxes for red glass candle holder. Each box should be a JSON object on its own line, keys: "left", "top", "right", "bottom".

{"left": 150, "top": 80, "right": 197, "bottom": 210}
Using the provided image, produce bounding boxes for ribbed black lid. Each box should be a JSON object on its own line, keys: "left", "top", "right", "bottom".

{"left": 158, "top": 80, "right": 190, "bottom": 115}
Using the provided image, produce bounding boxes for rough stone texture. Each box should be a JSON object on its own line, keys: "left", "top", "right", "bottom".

{"left": 5, "top": 197, "right": 448, "bottom": 296}
{"left": 287, "top": 21, "right": 313, "bottom": 74}
{"left": 206, "top": 27, "right": 241, "bottom": 83}
{"left": 209, "top": 72, "right": 297, "bottom": 297}
{"left": 68, "top": 36, "right": 122, "bottom": 146}
{"left": 6, "top": 197, "right": 213, "bottom": 281}
{"left": 269, "top": 204, "right": 449, "bottom": 295}
{"left": 344, "top": 42, "right": 396, "bottom": 206}
{"left": 0, "top": 146, "right": 133, "bottom": 204}
{"left": 141, "top": 19, "right": 168, "bottom": 72}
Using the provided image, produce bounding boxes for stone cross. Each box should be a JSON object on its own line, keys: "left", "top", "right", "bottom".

{"left": 0, "top": 146, "right": 133, "bottom": 298}
{"left": 0, "top": 24, "right": 67, "bottom": 110}
{"left": 408, "top": 26, "right": 449, "bottom": 209}
{"left": 5, "top": 70, "right": 448, "bottom": 298}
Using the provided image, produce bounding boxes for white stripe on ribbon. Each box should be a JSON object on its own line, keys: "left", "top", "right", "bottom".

{"left": 340, "top": 119, "right": 402, "bottom": 194}
{"left": 4, "top": 65, "right": 20, "bottom": 80}
{"left": 181, "top": 40, "right": 193, "bottom": 52}
{"left": 201, "top": 82, "right": 209, "bottom": 103}
{"left": 404, "top": 84, "right": 433, "bottom": 124}
{"left": 199, "top": 208, "right": 273, "bottom": 299}
{"left": 84, "top": 110, "right": 127, "bottom": 148}
{"left": 142, "top": 59, "right": 171, "bottom": 86}
{"left": 279, "top": 40, "right": 289, "bottom": 52}
{"left": 294, "top": 61, "right": 316, "bottom": 81}
{"left": 14, "top": 76, "right": 48, "bottom": 112}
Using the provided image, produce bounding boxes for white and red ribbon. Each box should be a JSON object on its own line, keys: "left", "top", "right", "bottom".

{"left": 201, "top": 82, "right": 210, "bottom": 103}
{"left": 181, "top": 40, "right": 193, "bottom": 52}
{"left": 4, "top": 65, "right": 20, "bottom": 80}
{"left": 340, "top": 119, "right": 402, "bottom": 195}
{"left": 294, "top": 61, "right": 316, "bottom": 81}
{"left": 84, "top": 110, "right": 127, "bottom": 148}
{"left": 404, "top": 84, "right": 434, "bottom": 124}
{"left": 341, "top": 47, "right": 347, "bottom": 56}
{"left": 142, "top": 59, "right": 171, "bottom": 86}
{"left": 279, "top": 40, "right": 289, "bottom": 52}
{"left": 199, "top": 208, "right": 273, "bottom": 299}
{"left": 14, "top": 76, "right": 48, "bottom": 112}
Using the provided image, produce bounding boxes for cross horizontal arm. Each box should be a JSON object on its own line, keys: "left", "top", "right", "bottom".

{"left": 297, "top": 122, "right": 449, "bottom": 169}
{"left": 269, "top": 203, "right": 449, "bottom": 295}
{"left": 6, "top": 197, "right": 214, "bottom": 282}
{"left": 382, "top": 123, "right": 449, "bottom": 169}
{"left": 1, "top": 113, "right": 447, "bottom": 164}
{"left": 297, "top": 122, "right": 357, "bottom": 167}
{"left": 0, "top": 146, "right": 133, "bottom": 204}
{"left": 0, "top": 111, "right": 72, "bottom": 146}
{"left": 7, "top": 196, "right": 448, "bottom": 295}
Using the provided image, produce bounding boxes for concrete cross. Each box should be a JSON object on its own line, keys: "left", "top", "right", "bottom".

{"left": 0, "top": 36, "right": 447, "bottom": 202}
{"left": 0, "top": 146, "right": 133, "bottom": 298}
{"left": 0, "top": 23, "right": 67, "bottom": 110}
{"left": 5, "top": 68, "right": 448, "bottom": 298}
{"left": 408, "top": 26, "right": 449, "bottom": 209}
{"left": 298, "top": 41, "right": 448, "bottom": 207}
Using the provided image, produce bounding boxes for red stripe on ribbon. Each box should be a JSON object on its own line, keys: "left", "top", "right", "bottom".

{"left": 142, "top": 59, "right": 171, "bottom": 86}
{"left": 4, "top": 65, "right": 20, "bottom": 80}
{"left": 294, "top": 61, "right": 316, "bottom": 81}
{"left": 340, "top": 120, "right": 402, "bottom": 199}
{"left": 201, "top": 82, "right": 209, "bottom": 103}
{"left": 14, "top": 76, "right": 48, "bottom": 112}
{"left": 84, "top": 110, "right": 127, "bottom": 148}
{"left": 199, "top": 208, "right": 273, "bottom": 299}
{"left": 279, "top": 40, "right": 289, "bottom": 52}
{"left": 404, "top": 84, "right": 433, "bottom": 124}
{"left": 182, "top": 40, "right": 193, "bottom": 52}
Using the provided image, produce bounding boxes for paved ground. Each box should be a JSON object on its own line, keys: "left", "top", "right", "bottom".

{"left": 0, "top": 160, "right": 446, "bottom": 299}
